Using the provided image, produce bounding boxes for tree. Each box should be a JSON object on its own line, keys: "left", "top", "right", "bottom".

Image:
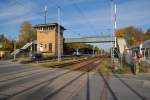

{"left": 116, "top": 26, "right": 144, "bottom": 46}
{"left": 144, "top": 28, "right": 150, "bottom": 40}
{"left": 18, "top": 21, "right": 36, "bottom": 46}
{"left": 63, "top": 43, "right": 94, "bottom": 55}
{"left": 0, "top": 34, "right": 5, "bottom": 42}
{"left": 116, "top": 28, "right": 126, "bottom": 37}
{"left": 0, "top": 34, "right": 13, "bottom": 51}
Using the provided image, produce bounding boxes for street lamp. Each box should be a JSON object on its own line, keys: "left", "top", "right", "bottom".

{"left": 93, "top": 45, "right": 95, "bottom": 57}
{"left": 13, "top": 40, "right": 16, "bottom": 61}
{"left": 13, "top": 38, "right": 18, "bottom": 61}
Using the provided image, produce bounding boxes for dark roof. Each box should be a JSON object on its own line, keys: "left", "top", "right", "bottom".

{"left": 128, "top": 45, "right": 140, "bottom": 50}
{"left": 143, "top": 39, "right": 150, "bottom": 49}
{"left": 128, "top": 39, "right": 150, "bottom": 50}
{"left": 33, "top": 23, "right": 66, "bottom": 30}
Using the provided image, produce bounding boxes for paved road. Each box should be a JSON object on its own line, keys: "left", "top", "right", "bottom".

{"left": 0, "top": 60, "right": 150, "bottom": 100}
{"left": 0, "top": 60, "right": 11, "bottom": 65}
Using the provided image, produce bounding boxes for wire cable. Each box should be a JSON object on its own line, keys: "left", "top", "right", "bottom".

{"left": 72, "top": 1, "right": 97, "bottom": 35}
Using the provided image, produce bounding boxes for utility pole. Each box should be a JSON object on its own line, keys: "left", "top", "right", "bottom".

{"left": 93, "top": 45, "right": 95, "bottom": 57}
{"left": 13, "top": 40, "right": 16, "bottom": 61}
{"left": 111, "top": 0, "right": 117, "bottom": 62}
{"left": 112, "top": 0, "right": 117, "bottom": 47}
{"left": 44, "top": 5, "right": 47, "bottom": 24}
{"left": 57, "top": 7, "right": 61, "bottom": 61}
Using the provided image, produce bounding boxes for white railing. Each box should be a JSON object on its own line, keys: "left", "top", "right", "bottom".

{"left": 11, "top": 42, "right": 33, "bottom": 55}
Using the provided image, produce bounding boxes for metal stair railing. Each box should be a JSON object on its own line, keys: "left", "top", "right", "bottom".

{"left": 11, "top": 42, "right": 33, "bottom": 55}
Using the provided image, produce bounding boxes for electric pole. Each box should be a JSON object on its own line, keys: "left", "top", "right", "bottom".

{"left": 57, "top": 7, "right": 61, "bottom": 61}
{"left": 112, "top": 0, "right": 117, "bottom": 48}
{"left": 111, "top": 0, "right": 117, "bottom": 62}
{"left": 14, "top": 39, "right": 17, "bottom": 61}
{"left": 93, "top": 45, "right": 95, "bottom": 57}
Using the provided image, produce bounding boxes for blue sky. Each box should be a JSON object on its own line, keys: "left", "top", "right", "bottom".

{"left": 0, "top": 0, "right": 150, "bottom": 49}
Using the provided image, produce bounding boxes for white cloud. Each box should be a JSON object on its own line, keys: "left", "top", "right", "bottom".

{"left": 0, "top": 1, "right": 37, "bottom": 18}
{"left": 0, "top": 0, "right": 43, "bottom": 26}
{"left": 0, "top": 0, "right": 150, "bottom": 37}
{"left": 0, "top": 15, "right": 42, "bottom": 26}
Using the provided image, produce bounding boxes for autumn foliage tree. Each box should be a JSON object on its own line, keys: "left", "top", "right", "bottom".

{"left": 116, "top": 26, "right": 144, "bottom": 46}
{"left": 144, "top": 28, "right": 150, "bottom": 40}
{"left": 18, "top": 21, "right": 36, "bottom": 47}
{"left": 0, "top": 34, "right": 13, "bottom": 51}
{"left": 63, "top": 43, "right": 97, "bottom": 55}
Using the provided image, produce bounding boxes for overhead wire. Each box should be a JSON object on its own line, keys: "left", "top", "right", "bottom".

{"left": 46, "top": 0, "right": 98, "bottom": 37}
{"left": 11, "top": 0, "right": 97, "bottom": 37}
{"left": 72, "top": 1, "right": 97, "bottom": 35}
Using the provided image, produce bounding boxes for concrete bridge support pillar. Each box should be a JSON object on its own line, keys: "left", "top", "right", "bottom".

{"left": 93, "top": 45, "right": 95, "bottom": 57}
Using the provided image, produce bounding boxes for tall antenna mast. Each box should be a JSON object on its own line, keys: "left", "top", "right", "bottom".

{"left": 44, "top": 5, "right": 47, "bottom": 24}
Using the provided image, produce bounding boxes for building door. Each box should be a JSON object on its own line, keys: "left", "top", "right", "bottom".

{"left": 49, "top": 43, "right": 52, "bottom": 53}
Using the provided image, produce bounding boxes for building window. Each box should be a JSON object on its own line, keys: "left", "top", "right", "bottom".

{"left": 40, "top": 43, "right": 43, "bottom": 47}
{"left": 49, "top": 43, "right": 52, "bottom": 53}
{"left": 45, "top": 44, "right": 47, "bottom": 48}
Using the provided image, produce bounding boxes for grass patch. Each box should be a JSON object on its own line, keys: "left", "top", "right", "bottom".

{"left": 98, "top": 58, "right": 134, "bottom": 75}
{"left": 98, "top": 59, "right": 112, "bottom": 75}
{"left": 112, "top": 63, "right": 132, "bottom": 74}
{"left": 11, "top": 57, "right": 31, "bottom": 63}
{"left": 30, "top": 57, "right": 88, "bottom": 68}
{"left": 139, "top": 65, "right": 149, "bottom": 73}
{"left": 112, "top": 67, "right": 132, "bottom": 74}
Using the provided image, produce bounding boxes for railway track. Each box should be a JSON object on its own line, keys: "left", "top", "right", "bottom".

{"left": 0, "top": 67, "right": 40, "bottom": 77}
{"left": 99, "top": 72, "right": 147, "bottom": 100}
{"left": 0, "top": 57, "right": 97, "bottom": 83}
{"left": 114, "top": 74, "right": 146, "bottom": 100}
{"left": 0, "top": 58, "right": 99, "bottom": 92}
{"left": 1, "top": 57, "right": 146, "bottom": 100}
{"left": 41, "top": 58, "right": 102, "bottom": 100}
{"left": 99, "top": 73, "right": 118, "bottom": 100}
{"left": 0, "top": 57, "right": 101, "bottom": 100}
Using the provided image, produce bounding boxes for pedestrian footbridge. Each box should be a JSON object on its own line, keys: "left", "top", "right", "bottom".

{"left": 65, "top": 36, "right": 128, "bottom": 55}
{"left": 64, "top": 36, "right": 115, "bottom": 43}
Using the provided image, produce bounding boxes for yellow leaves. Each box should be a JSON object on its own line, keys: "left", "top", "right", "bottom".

{"left": 1, "top": 38, "right": 13, "bottom": 51}
{"left": 116, "top": 28, "right": 126, "bottom": 37}
{"left": 19, "top": 21, "right": 36, "bottom": 45}
{"left": 66, "top": 43, "right": 90, "bottom": 49}
{"left": 116, "top": 26, "right": 144, "bottom": 46}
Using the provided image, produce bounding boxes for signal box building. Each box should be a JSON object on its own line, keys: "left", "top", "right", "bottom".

{"left": 34, "top": 23, "right": 65, "bottom": 55}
